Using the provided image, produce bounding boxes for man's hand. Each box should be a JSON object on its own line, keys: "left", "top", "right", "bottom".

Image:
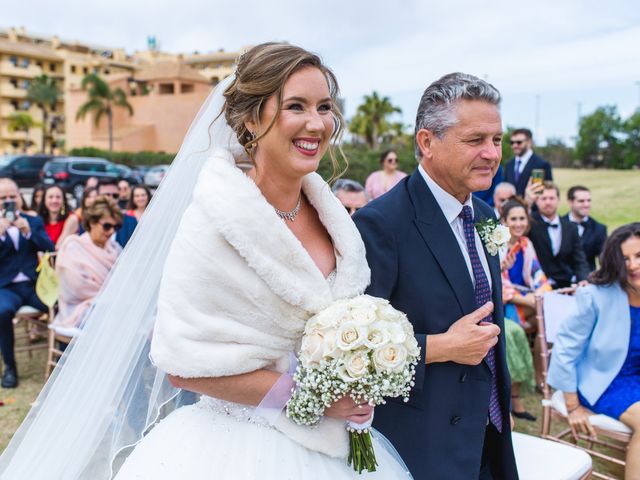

{"left": 12, "top": 213, "right": 30, "bottom": 236}
{"left": 426, "top": 302, "right": 500, "bottom": 365}
{"left": 0, "top": 216, "right": 10, "bottom": 237}
{"left": 524, "top": 178, "right": 544, "bottom": 209}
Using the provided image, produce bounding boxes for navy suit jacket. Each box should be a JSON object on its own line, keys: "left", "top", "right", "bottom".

{"left": 504, "top": 152, "right": 552, "bottom": 196}
{"left": 353, "top": 170, "right": 518, "bottom": 480}
{"left": 115, "top": 214, "right": 137, "bottom": 248}
{"left": 0, "top": 214, "right": 55, "bottom": 288}
{"left": 562, "top": 215, "right": 607, "bottom": 272}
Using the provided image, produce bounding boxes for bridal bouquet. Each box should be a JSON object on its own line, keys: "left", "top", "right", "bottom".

{"left": 286, "top": 295, "right": 420, "bottom": 474}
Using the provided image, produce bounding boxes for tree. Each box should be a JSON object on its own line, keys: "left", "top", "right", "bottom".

{"left": 76, "top": 73, "right": 133, "bottom": 151}
{"left": 349, "top": 92, "right": 401, "bottom": 149}
{"left": 575, "top": 106, "right": 623, "bottom": 168}
{"left": 7, "top": 112, "right": 40, "bottom": 152}
{"left": 27, "top": 75, "right": 61, "bottom": 153}
{"left": 621, "top": 110, "right": 640, "bottom": 169}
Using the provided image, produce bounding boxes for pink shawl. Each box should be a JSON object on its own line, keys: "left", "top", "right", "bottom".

{"left": 54, "top": 233, "right": 121, "bottom": 328}
{"left": 364, "top": 170, "right": 407, "bottom": 200}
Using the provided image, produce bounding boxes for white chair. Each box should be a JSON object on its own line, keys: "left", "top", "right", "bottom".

{"left": 513, "top": 431, "right": 592, "bottom": 480}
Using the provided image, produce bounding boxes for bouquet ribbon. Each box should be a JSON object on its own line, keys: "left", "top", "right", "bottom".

{"left": 255, "top": 352, "right": 297, "bottom": 425}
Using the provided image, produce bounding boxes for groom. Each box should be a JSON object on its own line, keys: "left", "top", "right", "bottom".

{"left": 354, "top": 73, "right": 518, "bottom": 479}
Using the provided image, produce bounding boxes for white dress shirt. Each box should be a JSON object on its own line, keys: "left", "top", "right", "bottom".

{"left": 541, "top": 213, "right": 562, "bottom": 256}
{"left": 418, "top": 164, "right": 492, "bottom": 289}
{"left": 515, "top": 149, "right": 533, "bottom": 174}
{"left": 568, "top": 212, "right": 587, "bottom": 237}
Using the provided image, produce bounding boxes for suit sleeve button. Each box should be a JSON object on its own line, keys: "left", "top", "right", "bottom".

{"left": 459, "top": 373, "right": 467, "bottom": 383}
{"left": 450, "top": 416, "right": 461, "bottom": 425}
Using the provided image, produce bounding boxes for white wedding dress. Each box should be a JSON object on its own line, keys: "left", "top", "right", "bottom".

{"left": 115, "top": 396, "right": 411, "bottom": 479}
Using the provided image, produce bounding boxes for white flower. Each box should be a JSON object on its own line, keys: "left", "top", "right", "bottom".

{"left": 373, "top": 344, "right": 408, "bottom": 373}
{"left": 383, "top": 321, "right": 407, "bottom": 344}
{"left": 338, "top": 351, "right": 370, "bottom": 381}
{"left": 321, "top": 327, "right": 340, "bottom": 359}
{"left": 377, "top": 304, "right": 404, "bottom": 322}
{"left": 300, "top": 330, "right": 325, "bottom": 366}
{"left": 486, "top": 242, "right": 499, "bottom": 256}
{"left": 336, "top": 322, "right": 366, "bottom": 351}
{"left": 491, "top": 224, "right": 511, "bottom": 245}
{"left": 404, "top": 335, "right": 420, "bottom": 358}
{"left": 365, "top": 322, "right": 390, "bottom": 349}
{"left": 351, "top": 306, "right": 378, "bottom": 326}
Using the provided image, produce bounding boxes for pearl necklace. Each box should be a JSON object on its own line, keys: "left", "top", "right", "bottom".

{"left": 274, "top": 195, "right": 302, "bottom": 222}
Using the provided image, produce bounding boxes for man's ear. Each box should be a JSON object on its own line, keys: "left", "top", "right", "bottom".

{"left": 416, "top": 129, "right": 435, "bottom": 161}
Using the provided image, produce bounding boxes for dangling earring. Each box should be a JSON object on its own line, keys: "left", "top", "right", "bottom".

{"left": 249, "top": 131, "right": 257, "bottom": 149}
{"left": 61, "top": 205, "right": 66, "bottom": 217}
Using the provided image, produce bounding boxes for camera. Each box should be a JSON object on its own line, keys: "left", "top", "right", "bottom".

{"left": 2, "top": 200, "right": 16, "bottom": 222}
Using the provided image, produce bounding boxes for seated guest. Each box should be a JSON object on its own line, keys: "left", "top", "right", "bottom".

{"left": 38, "top": 185, "right": 78, "bottom": 249}
{"left": 0, "top": 178, "right": 55, "bottom": 388}
{"left": 563, "top": 185, "right": 607, "bottom": 272}
{"left": 492, "top": 181, "right": 516, "bottom": 218}
{"left": 117, "top": 179, "right": 132, "bottom": 211}
{"left": 500, "top": 198, "right": 552, "bottom": 418}
{"left": 126, "top": 185, "right": 152, "bottom": 222}
{"left": 529, "top": 181, "right": 590, "bottom": 288}
{"left": 98, "top": 180, "right": 137, "bottom": 248}
{"left": 548, "top": 222, "right": 640, "bottom": 479}
{"left": 54, "top": 196, "right": 122, "bottom": 329}
{"left": 332, "top": 179, "right": 368, "bottom": 216}
{"left": 364, "top": 149, "right": 407, "bottom": 200}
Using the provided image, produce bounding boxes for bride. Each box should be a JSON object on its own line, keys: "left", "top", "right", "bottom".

{"left": 0, "top": 43, "right": 411, "bottom": 479}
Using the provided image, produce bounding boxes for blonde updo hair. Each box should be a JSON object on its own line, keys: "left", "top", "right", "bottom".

{"left": 82, "top": 195, "right": 124, "bottom": 232}
{"left": 222, "top": 42, "right": 346, "bottom": 178}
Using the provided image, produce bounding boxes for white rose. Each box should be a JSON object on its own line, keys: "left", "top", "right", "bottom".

{"left": 300, "top": 330, "right": 325, "bottom": 366}
{"left": 351, "top": 306, "right": 377, "bottom": 326}
{"left": 373, "top": 344, "right": 408, "bottom": 373}
{"left": 491, "top": 225, "right": 511, "bottom": 245}
{"left": 486, "top": 242, "right": 499, "bottom": 256}
{"left": 336, "top": 322, "right": 366, "bottom": 351}
{"left": 321, "top": 327, "right": 340, "bottom": 359}
{"left": 404, "top": 335, "right": 420, "bottom": 358}
{"left": 400, "top": 317, "right": 414, "bottom": 337}
{"left": 342, "top": 351, "right": 370, "bottom": 380}
{"left": 383, "top": 321, "right": 407, "bottom": 344}
{"left": 377, "top": 304, "right": 404, "bottom": 322}
{"left": 364, "top": 322, "right": 390, "bottom": 349}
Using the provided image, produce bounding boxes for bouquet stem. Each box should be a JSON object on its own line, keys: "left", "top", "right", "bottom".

{"left": 348, "top": 430, "right": 378, "bottom": 474}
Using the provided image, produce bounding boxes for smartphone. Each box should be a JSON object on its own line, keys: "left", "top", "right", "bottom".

{"left": 531, "top": 169, "right": 545, "bottom": 185}
{"left": 2, "top": 200, "right": 16, "bottom": 222}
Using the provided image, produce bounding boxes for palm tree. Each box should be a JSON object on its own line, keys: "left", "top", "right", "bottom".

{"left": 349, "top": 92, "right": 402, "bottom": 149}
{"left": 27, "top": 75, "right": 61, "bottom": 153}
{"left": 8, "top": 112, "right": 41, "bottom": 152}
{"left": 76, "top": 73, "right": 133, "bottom": 151}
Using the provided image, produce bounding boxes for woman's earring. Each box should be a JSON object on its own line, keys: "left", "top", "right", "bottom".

{"left": 249, "top": 131, "right": 257, "bottom": 149}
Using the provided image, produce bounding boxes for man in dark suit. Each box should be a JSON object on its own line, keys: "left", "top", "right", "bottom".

{"left": 354, "top": 73, "right": 517, "bottom": 480}
{"left": 529, "top": 181, "right": 590, "bottom": 288}
{"left": 98, "top": 180, "right": 138, "bottom": 248}
{"left": 563, "top": 185, "right": 607, "bottom": 272}
{"left": 504, "top": 128, "right": 553, "bottom": 196}
{"left": 0, "top": 178, "right": 54, "bottom": 388}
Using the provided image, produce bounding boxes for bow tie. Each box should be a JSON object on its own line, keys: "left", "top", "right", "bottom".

{"left": 545, "top": 222, "right": 559, "bottom": 229}
{"left": 571, "top": 220, "right": 587, "bottom": 226}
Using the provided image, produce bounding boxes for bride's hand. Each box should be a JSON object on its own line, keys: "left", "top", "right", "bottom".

{"left": 324, "top": 396, "right": 374, "bottom": 424}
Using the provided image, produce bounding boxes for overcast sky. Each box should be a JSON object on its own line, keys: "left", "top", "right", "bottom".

{"left": 5, "top": 0, "right": 640, "bottom": 145}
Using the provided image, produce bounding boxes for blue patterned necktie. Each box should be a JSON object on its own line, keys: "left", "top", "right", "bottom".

{"left": 459, "top": 205, "right": 503, "bottom": 432}
{"left": 514, "top": 158, "right": 521, "bottom": 183}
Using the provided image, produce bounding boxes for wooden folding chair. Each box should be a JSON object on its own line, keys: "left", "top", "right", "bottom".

{"left": 12, "top": 305, "right": 49, "bottom": 358}
{"left": 536, "top": 291, "right": 631, "bottom": 480}
{"left": 44, "top": 304, "right": 74, "bottom": 379}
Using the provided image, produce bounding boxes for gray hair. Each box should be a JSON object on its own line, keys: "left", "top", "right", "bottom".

{"left": 414, "top": 72, "right": 501, "bottom": 158}
{"left": 332, "top": 178, "right": 365, "bottom": 194}
{"left": 494, "top": 182, "right": 516, "bottom": 197}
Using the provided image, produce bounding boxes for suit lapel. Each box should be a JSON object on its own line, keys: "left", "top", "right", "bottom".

{"left": 407, "top": 171, "right": 476, "bottom": 314}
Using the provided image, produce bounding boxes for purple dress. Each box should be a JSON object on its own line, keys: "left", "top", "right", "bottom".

{"left": 579, "top": 305, "right": 640, "bottom": 419}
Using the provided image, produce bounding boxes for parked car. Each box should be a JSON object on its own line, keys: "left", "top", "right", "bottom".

{"left": 113, "top": 164, "right": 142, "bottom": 185}
{"left": 41, "top": 157, "right": 129, "bottom": 199}
{"left": 144, "top": 165, "right": 170, "bottom": 187}
{"left": 0, "top": 154, "right": 56, "bottom": 188}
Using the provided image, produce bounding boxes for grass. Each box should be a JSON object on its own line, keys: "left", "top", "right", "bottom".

{"left": 553, "top": 168, "right": 640, "bottom": 231}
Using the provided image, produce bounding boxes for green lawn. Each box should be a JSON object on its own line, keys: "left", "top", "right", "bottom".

{"left": 553, "top": 168, "right": 640, "bottom": 230}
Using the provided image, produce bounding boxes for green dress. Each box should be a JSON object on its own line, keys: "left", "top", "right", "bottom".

{"left": 504, "top": 316, "right": 535, "bottom": 389}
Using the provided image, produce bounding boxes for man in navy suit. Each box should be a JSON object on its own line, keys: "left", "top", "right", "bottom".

{"left": 504, "top": 128, "right": 553, "bottom": 196}
{"left": 563, "top": 185, "right": 607, "bottom": 272}
{"left": 0, "top": 179, "right": 54, "bottom": 388}
{"left": 354, "top": 73, "right": 517, "bottom": 479}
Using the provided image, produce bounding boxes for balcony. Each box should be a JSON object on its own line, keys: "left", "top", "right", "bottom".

{"left": 0, "top": 61, "right": 45, "bottom": 79}
{"left": 0, "top": 84, "right": 27, "bottom": 98}
{"left": 0, "top": 103, "right": 16, "bottom": 118}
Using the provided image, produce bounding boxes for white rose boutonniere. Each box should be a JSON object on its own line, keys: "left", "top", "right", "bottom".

{"left": 476, "top": 218, "right": 511, "bottom": 256}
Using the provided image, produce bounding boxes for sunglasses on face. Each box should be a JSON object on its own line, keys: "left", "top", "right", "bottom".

{"left": 386, "top": 157, "right": 398, "bottom": 163}
{"left": 101, "top": 193, "right": 119, "bottom": 199}
{"left": 510, "top": 140, "right": 525, "bottom": 146}
{"left": 99, "top": 222, "right": 122, "bottom": 232}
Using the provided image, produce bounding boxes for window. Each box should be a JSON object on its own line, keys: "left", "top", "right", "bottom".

{"left": 105, "top": 69, "right": 110, "bottom": 74}
{"left": 20, "top": 58, "right": 30, "bottom": 68}
{"left": 70, "top": 162, "right": 106, "bottom": 173}
{"left": 71, "top": 65, "right": 77, "bottom": 74}
{"left": 9, "top": 56, "right": 17, "bottom": 66}
{"left": 159, "top": 83, "right": 174, "bottom": 95}
{"left": 49, "top": 64, "right": 56, "bottom": 73}
{"left": 21, "top": 80, "right": 30, "bottom": 90}
{"left": 36, "top": 61, "right": 43, "bottom": 68}
{"left": 9, "top": 78, "right": 18, "bottom": 88}
{"left": 22, "top": 101, "right": 31, "bottom": 110}
{"left": 180, "top": 83, "right": 194, "bottom": 93}
{"left": 10, "top": 100, "right": 19, "bottom": 110}
{"left": 83, "top": 67, "right": 88, "bottom": 74}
